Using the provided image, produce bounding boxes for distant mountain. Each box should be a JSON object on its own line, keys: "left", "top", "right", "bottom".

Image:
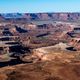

{"left": 1, "top": 13, "right": 80, "bottom": 21}
{"left": 1, "top": 13, "right": 23, "bottom": 19}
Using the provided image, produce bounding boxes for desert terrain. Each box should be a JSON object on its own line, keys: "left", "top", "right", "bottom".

{"left": 0, "top": 13, "right": 80, "bottom": 80}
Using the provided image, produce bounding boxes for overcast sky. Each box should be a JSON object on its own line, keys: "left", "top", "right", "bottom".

{"left": 0, "top": 0, "right": 80, "bottom": 13}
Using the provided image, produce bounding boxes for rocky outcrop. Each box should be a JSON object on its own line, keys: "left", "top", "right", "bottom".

{"left": 0, "top": 60, "right": 80, "bottom": 80}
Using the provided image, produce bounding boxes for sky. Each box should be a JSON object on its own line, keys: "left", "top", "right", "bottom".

{"left": 0, "top": 0, "right": 80, "bottom": 13}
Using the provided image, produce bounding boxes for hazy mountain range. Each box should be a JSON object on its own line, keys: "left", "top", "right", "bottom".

{"left": 0, "top": 13, "right": 80, "bottom": 21}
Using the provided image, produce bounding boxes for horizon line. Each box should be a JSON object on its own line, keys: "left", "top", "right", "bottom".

{"left": 1, "top": 12, "right": 80, "bottom": 14}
